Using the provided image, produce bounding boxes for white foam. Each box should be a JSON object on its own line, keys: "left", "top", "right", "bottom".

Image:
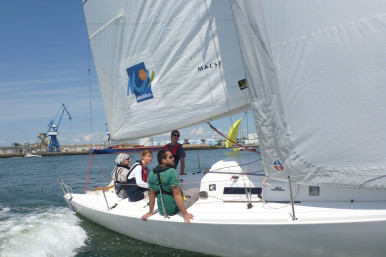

{"left": 0, "top": 207, "right": 87, "bottom": 257}
{"left": 0, "top": 206, "right": 11, "bottom": 218}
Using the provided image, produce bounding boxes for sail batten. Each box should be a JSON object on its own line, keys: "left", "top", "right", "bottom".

{"left": 231, "top": 0, "right": 386, "bottom": 189}
{"left": 83, "top": 0, "right": 249, "bottom": 141}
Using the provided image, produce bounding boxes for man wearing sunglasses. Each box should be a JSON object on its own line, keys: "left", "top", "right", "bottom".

{"left": 165, "top": 130, "right": 187, "bottom": 175}
{"left": 141, "top": 149, "right": 198, "bottom": 223}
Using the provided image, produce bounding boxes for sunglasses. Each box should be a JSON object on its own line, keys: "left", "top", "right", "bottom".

{"left": 172, "top": 134, "right": 180, "bottom": 137}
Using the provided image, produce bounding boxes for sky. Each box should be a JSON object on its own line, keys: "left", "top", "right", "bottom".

{"left": 0, "top": 1, "right": 255, "bottom": 147}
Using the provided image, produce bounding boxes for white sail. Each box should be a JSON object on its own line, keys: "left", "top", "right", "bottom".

{"left": 83, "top": 0, "right": 249, "bottom": 141}
{"left": 230, "top": 0, "right": 386, "bottom": 189}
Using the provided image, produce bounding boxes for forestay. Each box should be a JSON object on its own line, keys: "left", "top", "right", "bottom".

{"left": 83, "top": 0, "right": 249, "bottom": 141}
{"left": 230, "top": 0, "right": 386, "bottom": 189}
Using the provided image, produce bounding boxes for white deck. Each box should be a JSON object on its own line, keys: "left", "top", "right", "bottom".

{"left": 61, "top": 161, "right": 386, "bottom": 256}
{"left": 65, "top": 190, "right": 386, "bottom": 257}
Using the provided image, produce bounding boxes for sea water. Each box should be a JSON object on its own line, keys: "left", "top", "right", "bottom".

{"left": 0, "top": 149, "right": 261, "bottom": 257}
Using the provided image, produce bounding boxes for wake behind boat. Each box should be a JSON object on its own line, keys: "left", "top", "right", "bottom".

{"left": 59, "top": 0, "right": 386, "bottom": 256}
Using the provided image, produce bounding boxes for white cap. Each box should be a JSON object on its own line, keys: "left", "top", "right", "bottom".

{"left": 115, "top": 153, "right": 130, "bottom": 164}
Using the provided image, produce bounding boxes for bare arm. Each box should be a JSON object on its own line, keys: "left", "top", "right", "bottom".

{"left": 171, "top": 186, "right": 194, "bottom": 223}
{"left": 141, "top": 189, "right": 155, "bottom": 221}
{"left": 180, "top": 157, "right": 186, "bottom": 175}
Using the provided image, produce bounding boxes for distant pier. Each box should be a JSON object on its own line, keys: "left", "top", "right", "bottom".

{"left": 0, "top": 151, "right": 89, "bottom": 158}
{"left": 0, "top": 144, "right": 229, "bottom": 158}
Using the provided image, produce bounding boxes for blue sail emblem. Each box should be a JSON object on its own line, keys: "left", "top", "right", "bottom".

{"left": 273, "top": 160, "right": 284, "bottom": 171}
{"left": 126, "top": 62, "right": 155, "bottom": 103}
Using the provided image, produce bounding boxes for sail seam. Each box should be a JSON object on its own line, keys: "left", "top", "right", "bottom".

{"left": 203, "top": 0, "right": 234, "bottom": 126}
{"left": 272, "top": 13, "right": 386, "bottom": 49}
{"left": 89, "top": 12, "right": 125, "bottom": 40}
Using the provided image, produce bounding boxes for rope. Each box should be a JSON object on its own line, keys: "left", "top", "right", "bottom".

{"left": 209, "top": 158, "right": 262, "bottom": 172}
{"left": 82, "top": 153, "right": 111, "bottom": 193}
{"left": 261, "top": 176, "right": 300, "bottom": 209}
{"left": 91, "top": 154, "right": 111, "bottom": 182}
{"left": 93, "top": 185, "right": 115, "bottom": 191}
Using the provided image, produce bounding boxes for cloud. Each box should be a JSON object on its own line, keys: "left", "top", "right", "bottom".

{"left": 84, "top": 134, "right": 95, "bottom": 142}
{"left": 0, "top": 77, "right": 82, "bottom": 87}
{"left": 83, "top": 132, "right": 104, "bottom": 143}
{"left": 189, "top": 126, "right": 206, "bottom": 136}
{"left": 186, "top": 126, "right": 224, "bottom": 140}
{"left": 196, "top": 127, "right": 205, "bottom": 135}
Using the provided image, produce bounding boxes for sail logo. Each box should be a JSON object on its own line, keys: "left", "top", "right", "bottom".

{"left": 197, "top": 61, "right": 221, "bottom": 72}
{"left": 309, "top": 186, "right": 320, "bottom": 196}
{"left": 238, "top": 79, "right": 247, "bottom": 90}
{"left": 126, "top": 62, "right": 155, "bottom": 103}
{"left": 271, "top": 186, "right": 285, "bottom": 192}
{"left": 273, "top": 160, "right": 284, "bottom": 172}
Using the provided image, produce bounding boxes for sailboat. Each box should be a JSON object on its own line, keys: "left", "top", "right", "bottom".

{"left": 59, "top": 0, "right": 386, "bottom": 256}
{"left": 25, "top": 152, "right": 42, "bottom": 158}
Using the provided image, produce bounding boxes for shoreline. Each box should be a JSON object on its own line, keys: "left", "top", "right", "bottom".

{"left": 0, "top": 145, "right": 230, "bottom": 158}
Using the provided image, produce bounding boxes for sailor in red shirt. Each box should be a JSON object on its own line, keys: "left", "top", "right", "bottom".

{"left": 165, "top": 130, "right": 187, "bottom": 175}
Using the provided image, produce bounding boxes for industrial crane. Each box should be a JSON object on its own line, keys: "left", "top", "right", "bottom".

{"left": 47, "top": 104, "right": 72, "bottom": 152}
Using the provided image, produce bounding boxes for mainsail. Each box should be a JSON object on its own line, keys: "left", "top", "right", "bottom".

{"left": 83, "top": 0, "right": 249, "bottom": 141}
{"left": 230, "top": 0, "right": 386, "bottom": 189}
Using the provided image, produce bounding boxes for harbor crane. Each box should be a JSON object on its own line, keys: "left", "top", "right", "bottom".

{"left": 47, "top": 104, "right": 72, "bottom": 152}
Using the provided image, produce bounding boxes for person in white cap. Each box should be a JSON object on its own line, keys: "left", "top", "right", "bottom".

{"left": 111, "top": 153, "right": 131, "bottom": 198}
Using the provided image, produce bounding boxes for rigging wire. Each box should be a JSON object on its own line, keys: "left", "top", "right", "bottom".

{"left": 208, "top": 158, "right": 262, "bottom": 173}
{"left": 83, "top": 154, "right": 93, "bottom": 193}
{"left": 88, "top": 41, "right": 93, "bottom": 144}
{"left": 208, "top": 122, "right": 261, "bottom": 154}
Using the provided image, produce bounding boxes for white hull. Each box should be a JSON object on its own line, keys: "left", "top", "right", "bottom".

{"left": 63, "top": 177, "right": 386, "bottom": 257}
{"left": 25, "top": 153, "right": 42, "bottom": 158}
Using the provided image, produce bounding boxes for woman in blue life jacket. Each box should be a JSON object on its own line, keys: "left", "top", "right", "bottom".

{"left": 111, "top": 153, "right": 131, "bottom": 198}
{"left": 126, "top": 150, "right": 153, "bottom": 202}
